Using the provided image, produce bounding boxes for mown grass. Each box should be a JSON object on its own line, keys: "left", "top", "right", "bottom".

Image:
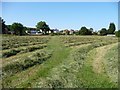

{"left": 1, "top": 36, "right": 118, "bottom": 88}
{"left": 17, "top": 36, "right": 71, "bottom": 88}
{"left": 2, "top": 44, "right": 46, "bottom": 58}
{"left": 103, "top": 44, "right": 118, "bottom": 83}
{"left": 32, "top": 43, "right": 118, "bottom": 88}
{"left": 76, "top": 44, "right": 117, "bottom": 88}
{"left": 2, "top": 36, "right": 71, "bottom": 88}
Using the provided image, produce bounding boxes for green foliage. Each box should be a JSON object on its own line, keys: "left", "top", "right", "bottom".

{"left": 92, "top": 32, "right": 98, "bottom": 35}
{"left": 79, "top": 27, "right": 92, "bottom": 35}
{"left": 115, "top": 30, "right": 120, "bottom": 37}
{"left": 11, "top": 23, "right": 24, "bottom": 35}
{"left": 108, "top": 23, "right": 116, "bottom": 34}
{"left": 99, "top": 28, "right": 107, "bottom": 36}
{"left": 36, "top": 21, "right": 50, "bottom": 35}
{"left": 0, "top": 17, "right": 8, "bottom": 34}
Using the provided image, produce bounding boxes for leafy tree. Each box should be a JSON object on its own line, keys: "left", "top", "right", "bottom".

{"left": 99, "top": 28, "right": 107, "bottom": 36}
{"left": 6, "top": 25, "right": 11, "bottom": 31}
{"left": 79, "top": 27, "right": 92, "bottom": 35}
{"left": 11, "top": 23, "right": 24, "bottom": 35}
{"left": 0, "top": 17, "right": 8, "bottom": 34}
{"left": 36, "top": 21, "right": 50, "bottom": 35}
{"left": 89, "top": 28, "right": 93, "bottom": 32}
{"left": 115, "top": 30, "right": 120, "bottom": 37}
{"left": 108, "top": 23, "right": 116, "bottom": 34}
{"left": 22, "top": 26, "right": 28, "bottom": 35}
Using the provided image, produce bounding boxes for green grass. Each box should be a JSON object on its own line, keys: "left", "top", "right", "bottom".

{"left": 76, "top": 46, "right": 117, "bottom": 88}
{"left": 32, "top": 43, "right": 118, "bottom": 88}
{"left": 18, "top": 36, "right": 71, "bottom": 88}
{"left": 103, "top": 44, "right": 118, "bottom": 83}
{"left": 1, "top": 36, "right": 118, "bottom": 88}
{"left": 2, "top": 36, "right": 71, "bottom": 88}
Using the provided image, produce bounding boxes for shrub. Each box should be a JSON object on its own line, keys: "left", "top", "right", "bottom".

{"left": 115, "top": 30, "right": 120, "bottom": 37}
{"left": 99, "top": 28, "right": 107, "bottom": 36}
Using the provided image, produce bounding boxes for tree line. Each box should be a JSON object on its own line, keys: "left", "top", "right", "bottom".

{"left": 0, "top": 17, "right": 120, "bottom": 37}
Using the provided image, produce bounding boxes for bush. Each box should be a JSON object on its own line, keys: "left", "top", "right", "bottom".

{"left": 79, "top": 27, "right": 92, "bottom": 35}
{"left": 99, "top": 28, "right": 107, "bottom": 36}
{"left": 115, "top": 30, "right": 120, "bottom": 37}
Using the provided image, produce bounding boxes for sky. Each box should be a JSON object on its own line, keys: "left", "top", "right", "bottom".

{"left": 2, "top": 2, "right": 119, "bottom": 31}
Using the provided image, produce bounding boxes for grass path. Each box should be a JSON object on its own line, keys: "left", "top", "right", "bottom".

{"left": 92, "top": 43, "right": 117, "bottom": 74}
{"left": 75, "top": 43, "right": 118, "bottom": 88}
{"left": 103, "top": 43, "right": 118, "bottom": 83}
{"left": 5, "top": 36, "right": 71, "bottom": 88}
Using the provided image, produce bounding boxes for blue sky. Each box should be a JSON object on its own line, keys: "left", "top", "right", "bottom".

{"left": 2, "top": 2, "right": 118, "bottom": 31}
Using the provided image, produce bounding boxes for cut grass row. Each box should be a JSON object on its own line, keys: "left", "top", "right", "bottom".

{"left": 2, "top": 44, "right": 47, "bottom": 58}
{"left": 2, "top": 49, "right": 53, "bottom": 87}
{"left": 2, "top": 49, "right": 52, "bottom": 76}
{"left": 2, "top": 36, "right": 51, "bottom": 50}
{"left": 60, "top": 36, "right": 118, "bottom": 47}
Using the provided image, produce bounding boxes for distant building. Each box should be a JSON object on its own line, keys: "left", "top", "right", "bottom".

{"left": 69, "top": 29, "right": 75, "bottom": 35}
{"left": 51, "top": 29, "right": 59, "bottom": 33}
{"left": 26, "top": 27, "right": 42, "bottom": 35}
{"left": 63, "top": 29, "right": 70, "bottom": 35}
{"left": 30, "top": 30, "right": 38, "bottom": 35}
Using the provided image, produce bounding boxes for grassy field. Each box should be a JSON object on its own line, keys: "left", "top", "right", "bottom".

{"left": 1, "top": 35, "right": 119, "bottom": 88}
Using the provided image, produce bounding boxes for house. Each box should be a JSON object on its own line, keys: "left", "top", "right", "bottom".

{"left": 51, "top": 29, "right": 59, "bottom": 33}
{"left": 69, "top": 29, "right": 75, "bottom": 35}
{"left": 30, "top": 30, "right": 38, "bottom": 35}
{"left": 26, "top": 27, "right": 42, "bottom": 35}
{"left": 63, "top": 29, "right": 70, "bottom": 35}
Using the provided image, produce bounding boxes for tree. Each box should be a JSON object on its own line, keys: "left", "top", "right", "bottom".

{"left": 79, "top": 27, "right": 92, "bottom": 35}
{"left": 36, "top": 21, "right": 50, "bottom": 35}
{"left": 11, "top": 23, "right": 24, "bottom": 35}
{"left": 89, "top": 28, "right": 93, "bottom": 32}
{"left": 7, "top": 25, "right": 11, "bottom": 31}
{"left": 108, "top": 23, "right": 116, "bottom": 34}
{"left": 115, "top": 30, "right": 120, "bottom": 37}
{"left": 99, "top": 28, "right": 107, "bottom": 36}
{"left": 0, "top": 17, "right": 8, "bottom": 34}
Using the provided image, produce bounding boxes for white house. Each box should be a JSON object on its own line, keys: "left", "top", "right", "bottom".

{"left": 69, "top": 29, "right": 74, "bottom": 35}
{"left": 30, "top": 30, "right": 38, "bottom": 35}
{"left": 51, "top": 29, "right": 59, "bottom": 33}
